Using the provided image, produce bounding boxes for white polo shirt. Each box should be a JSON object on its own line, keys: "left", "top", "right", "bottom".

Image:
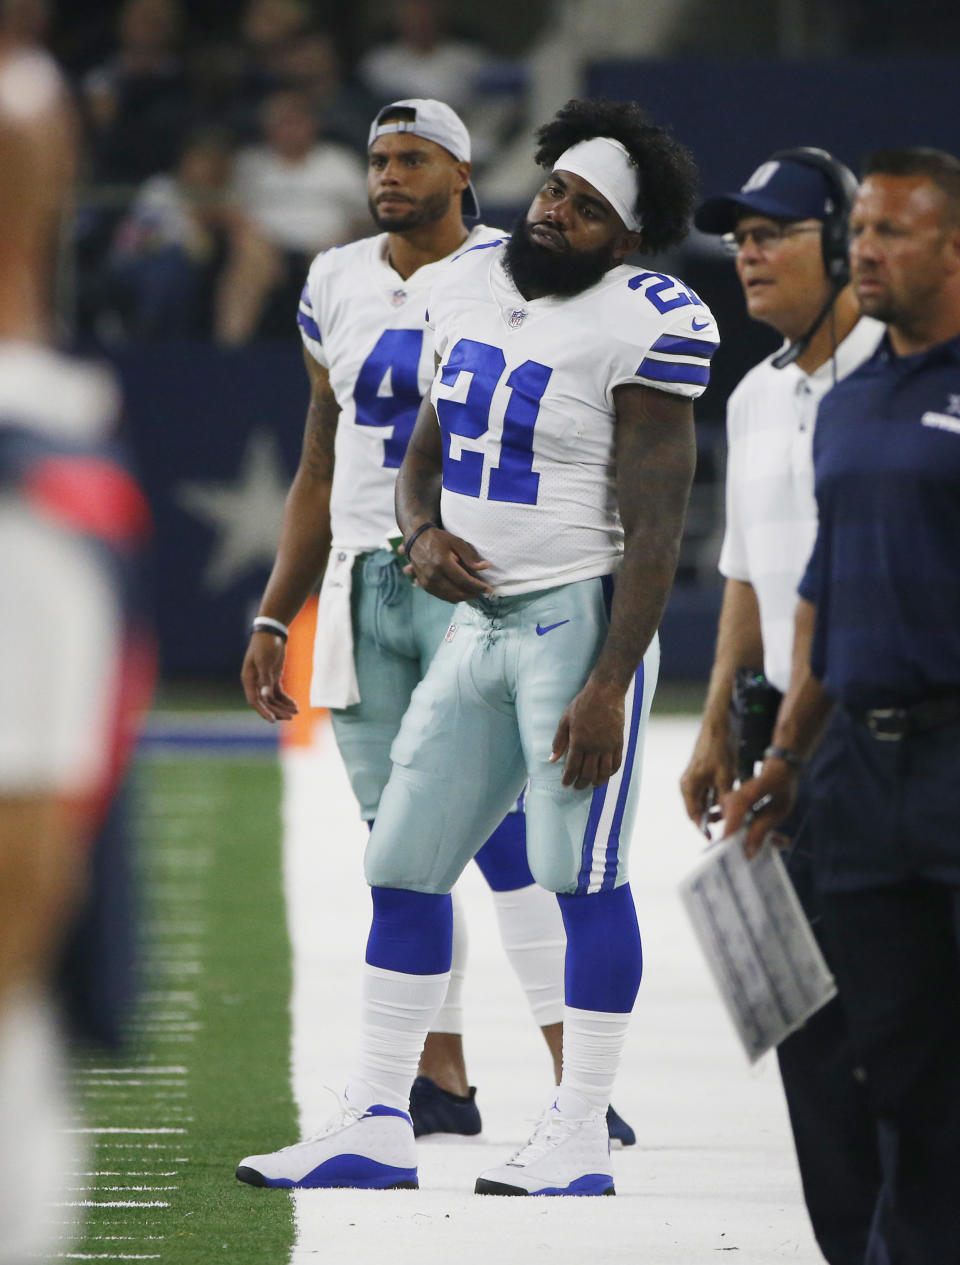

{"left": 718, "top": 316, "right": 884, "bottom": 692}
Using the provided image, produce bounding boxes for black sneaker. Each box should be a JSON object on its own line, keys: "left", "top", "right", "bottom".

{"left": 606, "top": 1104, "right": 636, "bottom": 1148}
{"left": 408, "top": 1076, "right": 482, "bottom": 1137}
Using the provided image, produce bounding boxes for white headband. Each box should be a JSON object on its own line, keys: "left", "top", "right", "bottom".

{"left": 553, "top": 137, "right": 642, "bottom": 232}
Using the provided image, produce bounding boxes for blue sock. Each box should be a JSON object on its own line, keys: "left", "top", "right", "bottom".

{"left": 557, "top": 884, "right": 642, "bottom": 1013}
{"left": 472, "top": 812, "right": 534, "bottom": 891}
{"left": 365, "top": 886, "right": 453, "bottom": 975}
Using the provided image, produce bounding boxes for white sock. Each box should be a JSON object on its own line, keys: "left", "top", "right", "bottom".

{"left": 430, "top": 887, "right": 467, "bottom": 1034}
{"left": 492, "top": 883, "right": 566, "bottom": 1026}
{"left": 352, "top": 963, "right": 450, "bottom": 1110}
{"left": 0, "top": 989, "right": 80, "bottom": 1264}
{"left": 559, "top": 1005, "right": 632, "bottom": 1116}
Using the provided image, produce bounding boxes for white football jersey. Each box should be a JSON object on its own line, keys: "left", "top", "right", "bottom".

{"left": 426, "top": 240, "right": 719, "bottom": 594}
{"left": 298, "top": 224, "right": 504, "bottom": 550}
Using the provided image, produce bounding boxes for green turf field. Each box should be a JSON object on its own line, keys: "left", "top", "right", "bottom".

{"left": 69, "top": 755, "right": 297, "bottom": 1264}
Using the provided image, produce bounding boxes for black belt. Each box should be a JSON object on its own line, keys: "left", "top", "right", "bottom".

{"left": 845, "top": 694, "right": 960, "bottom": 741}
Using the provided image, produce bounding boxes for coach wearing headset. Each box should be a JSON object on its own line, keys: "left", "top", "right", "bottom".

{"left": 680, "top": 149, "right": 885, "bottom": 1265}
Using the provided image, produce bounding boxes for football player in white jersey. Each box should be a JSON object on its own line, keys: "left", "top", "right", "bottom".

{"left": 240, "top": 99, "right": 640, "bottom": 1143}
{"left": 238, "top": 98, "right": 716, "bottom": 1196}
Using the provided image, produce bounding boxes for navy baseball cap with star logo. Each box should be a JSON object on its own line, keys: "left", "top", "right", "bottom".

{"left": 695, "top": 156, "right": 842, "bottom": 234}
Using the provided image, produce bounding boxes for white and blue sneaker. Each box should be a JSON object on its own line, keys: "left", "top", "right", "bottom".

{"left": 475, "top": 1090, "right": 614, "bottom": 1197}
{"left": 236, "top": 1089, "right": 418, "bottom": 1190}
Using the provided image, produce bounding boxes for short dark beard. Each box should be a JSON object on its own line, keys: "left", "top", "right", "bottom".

{"left": 503, "top": 216, "right": 617, "bottom": 299}
{"left": 368, "top": 190, "right": 452, "bottom": 233}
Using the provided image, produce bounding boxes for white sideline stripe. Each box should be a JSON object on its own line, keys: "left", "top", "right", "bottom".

{"left": 56, "top": 1255, "right": 162, "bottom": 1260}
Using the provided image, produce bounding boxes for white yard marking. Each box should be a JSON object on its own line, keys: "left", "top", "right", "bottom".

{"left": 65, "top": 1127, "right": 187, "bottom": 1135}
{"left": 56, "top": 1201, "right": 171, "bottom": 1209}
{"left": 78, "top": 1068, "right": 188, "bottom": 1076}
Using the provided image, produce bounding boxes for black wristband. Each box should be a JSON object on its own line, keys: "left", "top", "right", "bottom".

{"left": 403, "top": 521, "right": 438, "bottom": 559}
{"left": 763, "top": 744, "right": 804, "bottom": 771}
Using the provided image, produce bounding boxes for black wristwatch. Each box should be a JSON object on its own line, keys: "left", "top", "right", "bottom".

{"left": 763, "top": 745, "right": 805, "bottom": 771}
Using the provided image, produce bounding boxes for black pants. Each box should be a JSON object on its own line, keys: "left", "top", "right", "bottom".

{"left": 778, "top": 823, "right": 883, "bottom": 1265}
{"left": 811, "top": 712, "right": 960, "bottom": 1265}
{"left": 820, "top": 883, "right": 960, "bottom": 1265}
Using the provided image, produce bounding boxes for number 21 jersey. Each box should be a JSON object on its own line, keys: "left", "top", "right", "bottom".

{"left": 426, "top": 241, "right": 719, "bottom": 594}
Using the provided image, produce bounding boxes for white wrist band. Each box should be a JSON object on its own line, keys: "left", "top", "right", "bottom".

{"left": 252, "top": 616, "right": 289, "bottom": 642}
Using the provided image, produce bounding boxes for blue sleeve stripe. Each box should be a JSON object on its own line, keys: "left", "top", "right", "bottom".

{"left": 297, "top": 307, "right": 322, "bottom": 343}
{"left": 299, "top": 282, "right": 313, "bottom": 308}
{"left": 636, "top": 358, "right": 710, "bottom": 386}
{"left": 649, "top": 333, "right": 718, "bottom": 360}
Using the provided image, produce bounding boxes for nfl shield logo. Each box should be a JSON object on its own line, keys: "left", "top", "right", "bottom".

{"left": 508, "top": 309, "right": 527, "bottom": 328}
{"left": 444, "top": 622, "right": 458, "bottom": 642}
{"left": 392, "top": 289, "right": 407, "bottom": 306}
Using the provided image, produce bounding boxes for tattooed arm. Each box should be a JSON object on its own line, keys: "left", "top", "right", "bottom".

{"left": 552, "top": 383, "right": 697, "bottom": 788}
{"left": 241, "top": 347, "right": 339, "bottom": 721}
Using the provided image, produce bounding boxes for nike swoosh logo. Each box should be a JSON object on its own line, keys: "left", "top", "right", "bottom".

{"left": 691, "top": 317, "right": 711, "bottom": 331}
{"left": 536, "top": 620, "right": 570, "bottom": 636}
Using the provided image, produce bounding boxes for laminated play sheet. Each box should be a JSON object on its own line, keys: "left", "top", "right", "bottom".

{"left": 679, "top": 831, "right": 837, "bottom": 1062}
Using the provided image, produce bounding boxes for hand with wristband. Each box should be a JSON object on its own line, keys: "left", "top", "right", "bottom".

{"left": 242, "top": 614, "right": 299, "bottom": 724}
{"left": 399, "top": 519, "right": 494, "bottom": 603}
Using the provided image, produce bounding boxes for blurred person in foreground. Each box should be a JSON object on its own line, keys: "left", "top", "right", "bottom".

{"left": 680, "top": 149, "right": 885, "bottom": 1264}
{"left": 239, "top": 96, "right": 636, "bottom": 1145}
{"left": 725, "top": 147, "right": 960, "bottom": 1264}
{"left": 0, "top": 19, "right": 153, "bottom": 1261}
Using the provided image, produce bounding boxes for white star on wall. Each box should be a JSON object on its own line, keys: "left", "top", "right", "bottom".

{"left": 175, "top": 429, "right": 290, "bottom": 593}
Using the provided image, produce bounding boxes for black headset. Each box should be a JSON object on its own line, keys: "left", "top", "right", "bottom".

{"left": 769, "top": 146, "right": 859, "bottom": 288}
{"left": 767, "top": 147, "right": 859, "bottom": 368}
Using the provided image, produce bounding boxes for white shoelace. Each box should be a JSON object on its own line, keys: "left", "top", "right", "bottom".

{"left": 506, "top": 1109, "right": 594, "bottom": 1168}
{"left": 288, "top": 1088, "right": 367, "bottom": 1149}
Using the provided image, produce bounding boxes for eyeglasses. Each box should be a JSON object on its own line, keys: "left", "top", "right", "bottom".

{"left": 721, "top": 223, "right": 823, "bottom": 253}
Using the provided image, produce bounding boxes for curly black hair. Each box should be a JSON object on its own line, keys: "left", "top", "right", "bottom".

{"left": 533, "top": 98, "right": 699, "bottom": 255}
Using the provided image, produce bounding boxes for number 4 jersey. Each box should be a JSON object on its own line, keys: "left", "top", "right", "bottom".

{"left": 297, "top": 224, "right": 505, "bottom": 550}
{"left": 426, "top": 240, "right": 719, "bottom": 594}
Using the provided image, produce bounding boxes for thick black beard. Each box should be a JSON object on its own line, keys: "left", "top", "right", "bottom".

{"left": 503, "top": 216, "right": 617, "bottom": 299}
{"left": 368, "top": 190, "right": 452, "bottom": 233}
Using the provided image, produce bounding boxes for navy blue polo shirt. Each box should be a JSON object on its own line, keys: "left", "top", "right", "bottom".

{"left": 799, "top": 331, "right": 960, "bottom": 707}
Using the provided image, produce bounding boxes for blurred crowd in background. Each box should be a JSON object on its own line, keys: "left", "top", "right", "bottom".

{"left": 22, "top": 0, "right": 533, "bottom": 345}
{"left": 11, "top": 0, "right": 957, "bottom": 348}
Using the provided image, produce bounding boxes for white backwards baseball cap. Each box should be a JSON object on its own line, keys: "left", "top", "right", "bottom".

{"left": 368, "top": 97, "right": 480, "bottom": 218}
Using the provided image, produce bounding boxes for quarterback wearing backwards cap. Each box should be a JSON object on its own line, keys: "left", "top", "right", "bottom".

{"left": 682, "top": 150, "right": 884, "bottom": 1264}
{"left": 240, "top": 98, "right": 635, "bottom": 1152}
{"left": 239, "top": 97, "right": 715, "bottom": 1197}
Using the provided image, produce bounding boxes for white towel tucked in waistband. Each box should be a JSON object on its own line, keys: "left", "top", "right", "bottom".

{"left": 310, "top": 548, "right": 361, "bottom": 709}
